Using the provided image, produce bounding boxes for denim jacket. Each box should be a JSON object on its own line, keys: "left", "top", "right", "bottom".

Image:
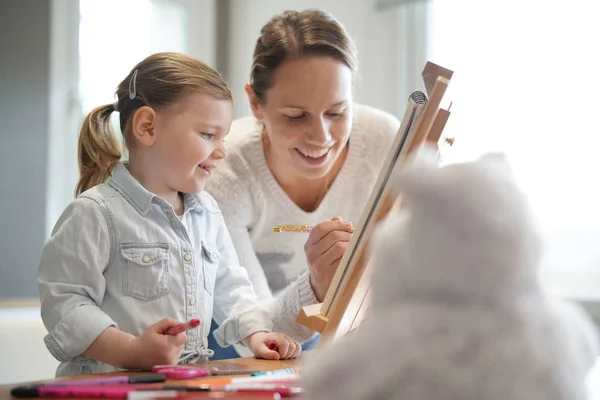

{"left": 37, "top": 163, "right": 272, "bottom": 376}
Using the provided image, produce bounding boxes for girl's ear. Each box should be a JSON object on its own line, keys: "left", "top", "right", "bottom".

{"left": 245, "top": 83, "right": 265, "bottom": 121}
{"left": 131, "top": 106, "right": 157, "bottom": 147}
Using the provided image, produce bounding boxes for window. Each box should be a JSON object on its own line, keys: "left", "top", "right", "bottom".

{"left": 78, "top": 0, "right": 188, "bottom": 149}
{"left": 428, "top": 0, "right": 600, "bottom": 299}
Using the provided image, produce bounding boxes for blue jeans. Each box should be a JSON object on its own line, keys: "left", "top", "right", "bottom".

{"left": 207, "top": 319, "right": 321, "bottom": 360}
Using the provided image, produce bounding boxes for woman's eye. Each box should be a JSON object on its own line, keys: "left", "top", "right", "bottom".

{"left": 287, "top": 114, "right": 306, "bottom": 121}
{"left": 328, "top": 110, "right": 345, "bottom": 118}
{"left": 200, "top": 132, "right": 214, "bottom": 140}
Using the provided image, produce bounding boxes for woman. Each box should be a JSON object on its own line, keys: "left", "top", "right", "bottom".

{"left": 206, "top": 9, "right": 400, "bottom": 358}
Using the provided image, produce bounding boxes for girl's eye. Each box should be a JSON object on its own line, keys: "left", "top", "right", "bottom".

{"left": 287, "top": 114, "right": 306, "bottom": 121}
{"left": 200, "top": 132, "right": 214, "bottom": 140}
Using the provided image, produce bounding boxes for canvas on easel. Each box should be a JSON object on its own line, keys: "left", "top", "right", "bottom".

{"left": 296, "top": 61, "right": 454, "bottom": 342}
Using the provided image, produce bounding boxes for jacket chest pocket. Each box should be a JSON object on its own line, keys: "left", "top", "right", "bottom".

{"left": 121, "top": 243, "right": 170, "bottom": 301}
{"left": 202, "top": 242, "right": 220, "bottom": 295}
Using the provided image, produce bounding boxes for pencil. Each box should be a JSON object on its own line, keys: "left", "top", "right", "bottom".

{"left": 273, "top": 224, "right": 355, "bottom": 233}
{"left": 273, "top": 225, "right": 312, "bottom": 233}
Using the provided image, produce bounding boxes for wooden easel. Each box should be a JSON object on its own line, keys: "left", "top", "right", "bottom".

{"left": 296, "top": 61, "right": 454, "bottom": 343}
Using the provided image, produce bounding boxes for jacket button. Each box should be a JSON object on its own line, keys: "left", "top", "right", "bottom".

{"left": 142, "top": 255, "right": 150, "bottom": 263}
{"left": 184, "top": 253, "right": 192, "bottom": 262}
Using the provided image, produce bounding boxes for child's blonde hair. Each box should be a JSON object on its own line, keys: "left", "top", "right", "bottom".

{"left": 76, "top": 52, "right": 232, "bottom": 196}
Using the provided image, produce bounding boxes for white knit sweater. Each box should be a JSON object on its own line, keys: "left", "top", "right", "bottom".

{"left": 206, "top": 104, "right": 400, "bottom": 305}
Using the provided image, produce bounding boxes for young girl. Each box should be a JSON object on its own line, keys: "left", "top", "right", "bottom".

{"left": 36, "top": 52, "right": 306, "bottom": 377}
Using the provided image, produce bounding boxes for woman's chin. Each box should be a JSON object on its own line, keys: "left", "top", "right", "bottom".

{"left": 292, "top": 162, "right": 334, "bottom": 181}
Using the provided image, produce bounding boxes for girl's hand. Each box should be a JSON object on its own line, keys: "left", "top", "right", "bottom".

{"left": 245, "top": 331, "right": 302, "bottom": 360}
{"left": 304, "top": 216, "right": 354, "bottom": 301}
{"left": 129, "top": 318, "right": 188, "bottom": 369}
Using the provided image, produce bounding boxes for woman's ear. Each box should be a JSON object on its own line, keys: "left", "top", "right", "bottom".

{"left": 131, "top": 106, "right": 157, "bottom": 147}
{"left": 245, "top": 83, "right": 265, "bottom": 120}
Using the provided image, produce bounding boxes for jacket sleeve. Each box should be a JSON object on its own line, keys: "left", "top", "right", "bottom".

{"left": 37, "top": 197, "right": 116, "bottom": 362}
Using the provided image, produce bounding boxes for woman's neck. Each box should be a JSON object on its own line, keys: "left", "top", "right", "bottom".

{"left": 263, "top": 139, "right": 348, "bottom": 213}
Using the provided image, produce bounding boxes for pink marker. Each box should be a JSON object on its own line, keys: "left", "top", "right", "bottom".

{"left": 11, "top": 384, "right": 302, "bottom": 399}
{"left": 11, "top": 384, "right": 161, "bottom": 398}
{"left": 267, "top": 341, "right": 279, "bottom": 352}
{"left": 215, "top": 384, "right": 303, "bottom": 397}
{"left": 164, "top": 318, "right": 200, "bottom": 335}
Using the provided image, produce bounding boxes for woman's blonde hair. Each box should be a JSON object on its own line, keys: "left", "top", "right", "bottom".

{"left": 250, "top": 9, "right": 358, "bottom": 103}
{"left": 75, "top": 52, "right": 231, "bottom": 196}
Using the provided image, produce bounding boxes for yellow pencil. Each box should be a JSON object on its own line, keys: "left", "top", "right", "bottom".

{"left": 273, "top": 224, "right": 355, "bottom": 233}
{"left": 273, "top": 225, "right": 313, "bottom": 233}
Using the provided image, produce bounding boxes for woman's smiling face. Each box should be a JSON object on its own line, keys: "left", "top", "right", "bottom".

{"left": 249, "top": 56, "right": 353, "bottom": 181}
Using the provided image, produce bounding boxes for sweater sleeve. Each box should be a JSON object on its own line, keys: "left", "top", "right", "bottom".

{"left": 266, "top": 271, "right": 319, "bottom": 343}
{"left": 205, "top": 152, "right": 273, "bottom": 302}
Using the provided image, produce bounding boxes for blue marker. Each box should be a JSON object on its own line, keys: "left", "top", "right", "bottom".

{"left": 251, "top": 368, "right": 299, "bottom": 377}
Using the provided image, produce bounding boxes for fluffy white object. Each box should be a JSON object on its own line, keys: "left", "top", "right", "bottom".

{"left": 301, "top": 147, "right": 598, "bottom": 400}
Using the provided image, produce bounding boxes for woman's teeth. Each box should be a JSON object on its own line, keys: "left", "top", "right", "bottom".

{"left": 298, "top": 147, "right": 329, "bottom": 159}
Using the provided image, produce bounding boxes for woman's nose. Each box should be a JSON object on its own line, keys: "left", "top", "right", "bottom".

{"left": 305, "top": 118, "right": 332, "bottom": 145}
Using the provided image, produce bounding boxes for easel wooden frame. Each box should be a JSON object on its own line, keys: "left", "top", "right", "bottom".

{"left": 296, "top": 61, "right": 454, "bottom": 342}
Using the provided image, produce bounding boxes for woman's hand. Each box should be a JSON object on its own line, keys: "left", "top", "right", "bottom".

{"left": 304, "top": 216, "right": 354, "bottom": 301}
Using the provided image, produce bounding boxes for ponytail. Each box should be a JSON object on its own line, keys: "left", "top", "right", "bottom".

{"left": 75, "top": 104, "right": 121, "bottom": 196}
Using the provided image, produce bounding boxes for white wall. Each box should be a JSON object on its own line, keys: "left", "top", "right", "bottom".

{"left": 224, "top": 0, "right": 429, "bottom": 119}
{"left": 178, "top": 0, "right": 217, "bottom": 67}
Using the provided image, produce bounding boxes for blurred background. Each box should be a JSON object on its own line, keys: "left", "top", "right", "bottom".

{"left": 1, "top": 0, "right": 599, "bottom": 384}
